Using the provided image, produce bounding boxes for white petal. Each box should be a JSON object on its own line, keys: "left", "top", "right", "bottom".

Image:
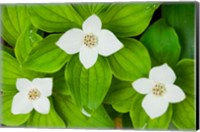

{"left": 97, "top": 29, "right": 123, "bottom": 56}
{"left": 149, "top": 64, "right": 176, "bottom": 84}
{"left": 142, "top": 93, "right": 169, "bottom": 119}
{"left": 56, "top": 28, "right": 84, "bottom": 54}
{"left": 11, "top": 92, "right": 33, "bottom": 114}
{"left": 32, "top": 78, "right": 53, "bottom": 97}
{"left": 164, "top": 84, "right": 186, "bottom": 103}
{"left": 16, "top": 78, "right": 33, "bottom": 93}
{"left": 82, "top": 15, "right": 102, "bottom": 34}
{"left": 33, "top": 97, "right": 50, "bottom": 114}
{"left": 79, "top": 46, "right": 98, "bottom": 69}
{"left": 132, "top": 78, "right": 154, "bottom": 94}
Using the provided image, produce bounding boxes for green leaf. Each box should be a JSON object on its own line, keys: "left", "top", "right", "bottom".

{"left": 1, "top": 43, "right": 14, "bottom": 56}
{"left": 101, "top": 3, "right": 159, "bottom": 37}
{"left": 0, "top": 94, "right": 2, "bottom": 124}
{"left": 130, "top": 93, "right": 172, "bottom": 129}
{"left": 65, "top": 55, "right": 112, "bottom": 112}
{"left": 172, "top": 95, "right": 195, "bottom": 129}
{"left": 122, "top": 113, "right": 133, "bottom": 128}
{"left": 0, "top": 50, "right": 44, "bottom": 92}
{"left": 72, "top": 3, "right": 110, "bottom": 20}
{"left": 28, "top": 4, "right": 83, "bottom": 32}
{"left": 108, "top": 38, "right": 151, "bottom": 81}
{"left": 52, "top": 67, "right": 71, "bottom": 96}
{"left": 104, "top": 80, "right": 136, "bottom": 113}
{"left": 53, "top": 94, "right": 114, "bottom": 128}
{"left": 15, "top": 27, "right": 43, "bottom": 63}
{"left": 0, "top": 50, "right": 20, "bottom": 92}
{"left": 129, "top": 94, "right": 148, "bottom": 128}
{"left": 173, "top": 60, "right": 196, "bottom": 130}
{"left": 140, "top": 19, "right": 181, "bottom": 67}
{"left": 1, "top": 93, "right": 30, "bottom": 126}
{"left": 162, "top": 4, "right": 195, "bottom": 58}
{"left": 104, "top": 104, "right": 120, "bottom": 119}
{"left": 175, "top": 59, "right": 195, "bottom": 95}
{"left": 26, "top": 98, "right": 66, "bottom": 128}
{"left": 0, "top": 5, "right": 31, "bottom": 46}
{"left": 23, "top": 34, "right": 71, "bottom": 73}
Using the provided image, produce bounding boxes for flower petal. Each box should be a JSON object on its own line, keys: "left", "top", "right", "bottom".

{"left": 149, "top": 64, "right": 176, "bottom": 84}
{"left": 16, "top": 78, "right": 33, "bottom": 93}
{"left": 142, "top": 93, "right": 169, "bottom": 119}
{"left": 164, "top": 84, "right": 186, "bottom": 103}
{"left": 11, "top": 92, "right": 33, "bottom": 114}
{"left": 56, "top": 28, "right": 84, "bottom": 54}
{"left": 132, "top": 78, "right": 154, "bottom": 94}
{"left": 33, "top": 97, "right": 50, "bottom": 114}
{"left": 82, "top": 15, "right": 102, "bottom": 34}
{"left": 79, "top": 46, "right": 98, "bottom": 69}
{"left": 97, "top": 29, "right": 123, "bottom": 56}
{"left": 32, "top": 78, "right": 53, "bottom": 97}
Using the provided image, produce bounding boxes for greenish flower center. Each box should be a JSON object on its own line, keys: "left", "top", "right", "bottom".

{"left": 28, "top": 88, "right": 40, "bottom": 100}
{"left": 152, "top": 83, "right": 166, "bottom": 96}
{"left": 84, "top": 33, "right": 98, "bottom": 48}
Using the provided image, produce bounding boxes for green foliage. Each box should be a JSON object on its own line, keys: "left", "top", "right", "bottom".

{"left": 0, "top": 5, "right": 31, "bottom": 46}
{"left": 28, "top": 4, "right": 83, "bottom": 32}
{"left": 140, "top": 19, "right": 181, "bottom": 67}
{"left": 65, "top": 55, "right": 112, "bottom": 112}
{"left": 1, "top": 94, "right": 30, "bottom": 126}
{"left": 53, "top": 94, "right": 114, "bottom": 128}
{"left": 102, "top": 3, "right": 159, "bottom": 37}
{"left": 15, "top": 27, "right": 43, "bottom": 63}
{"left": 173, "top": 59, "right": 195, "bottom": 129}
{"left": 104, "top": 80, "right": 136, "bottom": 113}
{"left": 175, "top": 59, "right": 195, "bottom": 95}
{"left": 0, "top": 50, "right": 22, "bottom": 92}
{"left": 108, "top": 38, "right": 151, "bottom": 81}
{"left": 0, "top": 2, "right": 196, "bottom": 130}
{"left": 162, "top": 3, "right": 195, "bottom": 58}
{"left": 22, "top": 34, "right": 71, "bottom": 73}
{"left": 0, "top": 50, "right": 44, "bottom": 92}
{"left": 72, "top": 3, "right": 110, "bottom": 20}
{"left": 52, "top": 67, "right": 71, "bottom": 95}
{"left": 1, "top": 44, "right": 14, "bottom": 56}
{"left": 172, "top": 95, "right": 195, "bottom": 129}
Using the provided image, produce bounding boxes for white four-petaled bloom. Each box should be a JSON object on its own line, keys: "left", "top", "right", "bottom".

{"left": 56, "top": 14, "right": 123, "bottom": 69}
{"left": 132, "top": 64, "right": 186, "bottom": 119}
{"left": 11, "top": 78, "right": 53, "bottom": 115}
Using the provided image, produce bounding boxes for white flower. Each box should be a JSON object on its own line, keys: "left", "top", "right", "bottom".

{"left": 132, "top": 64, "right": 186, "bottom": 119}
{"left": 11, "top": 78, "right": 53, "bottom": 115}
{"left": 56, "top": 14, "right": 123, "bottom": 69}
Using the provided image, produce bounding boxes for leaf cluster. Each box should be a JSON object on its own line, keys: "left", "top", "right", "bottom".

{"left": 0, "top": 3, "right": 196, "bottom": 130}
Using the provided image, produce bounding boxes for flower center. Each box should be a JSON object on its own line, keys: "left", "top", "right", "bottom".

{"left": 152, "top": 83, "right": 166, "bottom": 96}
{"left": 84, "top": 33, "right": 98, "bottom": 48}
{"left": 28, "top": 88, "right": 40, "bottom": 100}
